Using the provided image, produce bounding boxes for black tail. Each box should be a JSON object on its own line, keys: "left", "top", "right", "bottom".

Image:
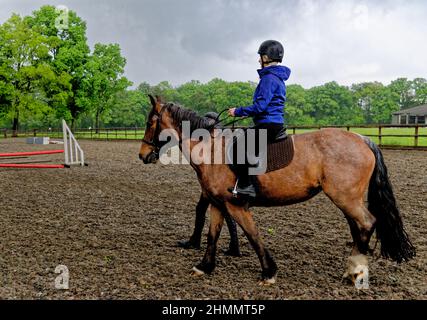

{"left": 364, "top": 138, "right": 415, "bottom": 263}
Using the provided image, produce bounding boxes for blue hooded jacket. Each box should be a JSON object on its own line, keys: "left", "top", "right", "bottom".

{"left": 234, "top": 65, "right": 291, "bottom": 124}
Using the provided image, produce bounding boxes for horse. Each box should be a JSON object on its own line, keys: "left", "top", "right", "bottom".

{"left": 139, "top": 95, "right": 415, "bottom": 285}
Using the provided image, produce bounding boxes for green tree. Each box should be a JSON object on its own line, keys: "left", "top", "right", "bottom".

{"left": 107, "top": 90, "right": 148, "bottom": 127}
{"left": 352, "top": 82, "right": 382, "bottom": 123}
{"left": 149, "top": 81, "right": 177, "bottom": 102}
{"left": 285, "top": 84, "right": 314, "bottom": 125}
{"left": 27, "top": 5, "right": 91, "bottom": 128}
{"left": 176, "top": 78, "right": 254, "bottom": 125}
{"left": 137, "top": 81, "right": 151, "bottom": 95}
{"left": 412, "top": 78, "right": 427, "bottom": 105}
{"left": 370, "top": 87, "right": 400, "bottom": 124}
{"left": 307, "top": 82, "right": 363, "bottom": 125}
{"left": 0, "top": 13, "right": 65, "bottom": 134}
{"left": 388, "top": 78, "right": 417, "bottom": 110}
{"left": 175, "top": 80, "right": 206, "bottom": 111}
{"left": 352, "top": 82, "right": 399, "bottom": 124}
{"left": 80, "top": 43, "right": 131, "bottom": 131}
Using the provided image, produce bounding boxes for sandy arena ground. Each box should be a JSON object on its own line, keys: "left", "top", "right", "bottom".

{"left": 0, "top": 139, "right": 426, "bottom": 299}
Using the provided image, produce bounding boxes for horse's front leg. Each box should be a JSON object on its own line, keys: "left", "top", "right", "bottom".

{"left": 225, "top": 203, "right": 277, "bottom": 285}
{"left": 191, "top": 205, "right": 224, "bottom": 276}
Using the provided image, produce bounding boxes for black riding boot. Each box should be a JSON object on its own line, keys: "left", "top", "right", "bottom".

{"left": 234, "top": 170, "right": 257, "bottom": 198}
{"left": 236, "top": 176, "right": 256, "bottom": 198}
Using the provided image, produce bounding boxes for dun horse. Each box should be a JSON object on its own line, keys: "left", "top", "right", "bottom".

{"left": 139, "top": 96, "right": 415, "bottom": 285}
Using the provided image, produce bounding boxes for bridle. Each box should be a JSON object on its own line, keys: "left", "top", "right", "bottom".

{"left": 142, "top": 104, "right": 168, "bottom": 160}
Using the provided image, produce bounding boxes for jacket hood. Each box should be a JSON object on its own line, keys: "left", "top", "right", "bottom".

{"left": 258, "top": 65, "right": 291, "bottom": 81}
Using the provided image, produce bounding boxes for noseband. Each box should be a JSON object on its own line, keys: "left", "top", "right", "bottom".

{"left": 142, "top": 105, "right": 168, "bottom": 157}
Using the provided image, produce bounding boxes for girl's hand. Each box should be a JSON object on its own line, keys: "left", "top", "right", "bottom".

{"left": 228, "top": 108, "right": 236, "bottom": 117}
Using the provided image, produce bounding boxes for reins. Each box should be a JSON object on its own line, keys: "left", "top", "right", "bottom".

{"left": 208, "top": 108, "right": 248, "bottom": 130}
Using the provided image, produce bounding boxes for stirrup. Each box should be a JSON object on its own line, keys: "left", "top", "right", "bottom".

{"left": 229, "top": 179, "right": 239, "bottom": 198}
{"left": 228, "top": 179, "right": 257, "bottom": 198}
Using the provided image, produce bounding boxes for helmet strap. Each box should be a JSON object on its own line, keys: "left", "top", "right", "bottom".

{"left": 261, "top": 55, "right": 275, "bottom": 68}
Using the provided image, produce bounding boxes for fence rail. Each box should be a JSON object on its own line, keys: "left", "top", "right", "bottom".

{"left": 2, "top": 124, "right": 427, "bottom": 149}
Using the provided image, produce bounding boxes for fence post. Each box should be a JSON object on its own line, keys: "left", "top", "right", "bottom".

{"left": 3, "top": 129, "right": 7, "bottom": 138}
{"left": 293, "top": 127, "right": 296, "bottom": 135}
{"left": 414, "top": 125, "right": 419, "bottom": 147}
{"left": 347, "top": 126, "right": 350, "bottom": 131}
{"left": 378, "top": 126, "right": 382, "bottom": 146}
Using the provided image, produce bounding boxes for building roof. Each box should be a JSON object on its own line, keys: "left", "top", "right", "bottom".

{"left": 393, "top": 104, "right": 427, "bottom": 116}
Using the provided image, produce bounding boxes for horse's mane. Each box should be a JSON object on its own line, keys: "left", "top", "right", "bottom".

{"left": 165, "top": 103, "right": 214, "bottom": 132}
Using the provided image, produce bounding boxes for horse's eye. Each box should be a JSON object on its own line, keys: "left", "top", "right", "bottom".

{"left": 147, "top": 115, "right": 158, "bottom": 128}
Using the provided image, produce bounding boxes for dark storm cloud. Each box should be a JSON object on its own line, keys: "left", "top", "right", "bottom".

{"left": 74, "top": 0, "right": 300, "bottom": 84}
{"left": 0, "top": 0, "right": 299, "bottom": 84}
{"left": 1, "top": 0, "right": 427, "bottom": 87}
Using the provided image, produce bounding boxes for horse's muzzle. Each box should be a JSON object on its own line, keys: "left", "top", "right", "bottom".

{"left": 140, "top": 151, "right": 158, "bottom": 164}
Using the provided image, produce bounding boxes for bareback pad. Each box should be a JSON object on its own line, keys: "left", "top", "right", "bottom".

{"left": 226, "top": 133, "right": 295, "bottom": 175}
{"left": 264, "top": 135, "right": 294, "bottom": 173}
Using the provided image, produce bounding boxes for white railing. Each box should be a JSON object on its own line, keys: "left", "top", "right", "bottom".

{"left": 62, "top": 120, "right": 85, "bottom": 167}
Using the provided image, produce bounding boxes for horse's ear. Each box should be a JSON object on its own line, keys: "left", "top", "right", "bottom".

{"left": 148, "top": 94, "right": 156, "bottom": 108}
{"left": 155, "top": 95, "right": 163, "bottom": 103}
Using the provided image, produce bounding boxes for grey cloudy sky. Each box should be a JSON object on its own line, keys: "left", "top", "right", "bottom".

{"left": 1, "top": 0, "right": 426, "bottom": 88}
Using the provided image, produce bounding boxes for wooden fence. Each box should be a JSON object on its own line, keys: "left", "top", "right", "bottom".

{"left": 286, "top": 124, "right": 427, "bottom": 148}
{"left": 2, "top": 124, "right": 427, "bottom": 149}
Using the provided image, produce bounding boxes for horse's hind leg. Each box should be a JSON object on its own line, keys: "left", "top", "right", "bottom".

{"left": 224, "top": 203, "right": 277, "bottom": 285}
{"left": 191, "top": 205, "right": 224, "bottom": 276}
{"left": 335, "top": 200, "right": 376, "bottom": 284}
{"left": 343, "top": 205, "right": 376, "bottom": 255}
{"left": 178, "top": 193, "right": 209, "bottom": 249}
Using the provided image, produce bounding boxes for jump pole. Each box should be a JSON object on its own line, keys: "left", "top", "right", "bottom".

{"left": 0, "top": 164, "right": 65, "bottom": 168}
{"left": 0, "top": 150, "right": 64, "bottom": 157}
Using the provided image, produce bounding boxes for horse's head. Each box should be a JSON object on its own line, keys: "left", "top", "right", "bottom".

{"left": 139, "top": 95, "right": 170, "bottom": 164}
{"left": 139, "top": 96, "right": 215, "bottom": 164}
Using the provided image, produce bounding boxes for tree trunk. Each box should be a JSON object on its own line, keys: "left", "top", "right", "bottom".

{"left": 95, "top": 110, "right": 100, "bottom": 134}
{"left": 71, "top": 117, "right": 76, "bottom": 132}
{"left": 12, "top": 111, "right": 19, "bottom": 137}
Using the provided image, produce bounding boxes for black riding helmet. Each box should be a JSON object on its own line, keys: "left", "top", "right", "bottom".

{"left": 258, "top": 40, "right": 284, "bottom": 63}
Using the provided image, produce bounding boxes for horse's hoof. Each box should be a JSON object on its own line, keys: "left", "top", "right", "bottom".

{"left": 177, "top": 240, "right": 200, "bottom": 249}
{"left": 341, "top": 272, "right": 353, "bottom": 284}
{"left": 190, "top": 266, "right": 205, "bottom": 277}
{"left": 258, "top": 277, "right": 276, "bottom": 286}
{"left": 345, "top": 255, "right": 368, "bottom": 281}
{"left": 223, "top": 248, "right": 242, "bottom": 257}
